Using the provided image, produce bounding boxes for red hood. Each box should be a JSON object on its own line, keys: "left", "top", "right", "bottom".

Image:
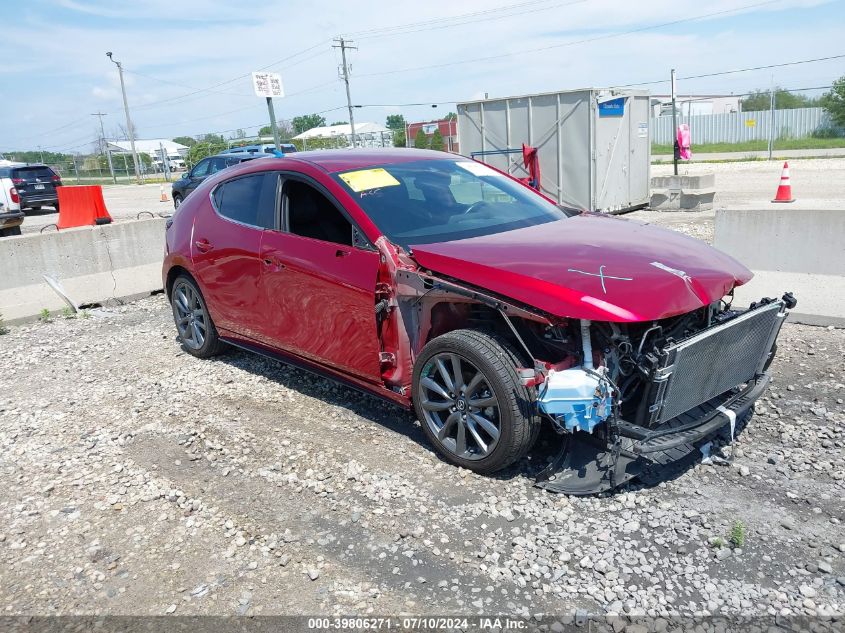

{"left": 409, "top": 214, "right": 752, "bottom": 322}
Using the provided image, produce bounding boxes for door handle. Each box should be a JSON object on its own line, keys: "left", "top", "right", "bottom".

{"left": 335, "top": 249, "right": 351, "bottom": 257}
{"left": 194, "top": 239, "right": 212, "bottom": 253}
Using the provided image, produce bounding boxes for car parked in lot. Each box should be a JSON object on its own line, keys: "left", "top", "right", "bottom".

{"left": 0, "top": 163, "right": 61, "bottom": 214}
{"left": 162, "top": 148, "right": 794, "bottom": 494}
{"left": 0, "top": 165, "right": 25, "bottom": 236}
{"left": 171, "top": 152, "right": 265, "bottom": 209}
{"left": 221, "top": 143, "right": 297, "bottom": 156}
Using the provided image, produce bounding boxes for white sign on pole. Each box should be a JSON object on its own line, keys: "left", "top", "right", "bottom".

{"left": 251, "top": 72, "right": 284, "bottom": 98}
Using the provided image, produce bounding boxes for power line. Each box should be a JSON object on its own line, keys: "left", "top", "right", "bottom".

{"left": 130, "top": 44, "right": 333, "bottom": 112}
{"left": 613, "top": 54, "right": 845, "bottom": 88}
{"left": 350, "top": 0, "right": 587, "bottom": 40}
{"left": 357, "top": 0, "right": 784, "bottom": 78}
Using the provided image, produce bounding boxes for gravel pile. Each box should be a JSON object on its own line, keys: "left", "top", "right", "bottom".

{"left": 0, "top": 297, "right": 842, "bottom": 617}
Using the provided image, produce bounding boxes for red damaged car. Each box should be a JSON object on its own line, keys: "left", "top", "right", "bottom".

{"left": 163, "top": 148, "right": 795, "bottom": 494}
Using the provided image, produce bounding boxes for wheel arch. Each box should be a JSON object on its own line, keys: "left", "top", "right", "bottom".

{"left": 165, "top": 265, "right": 193, "bottom": 300}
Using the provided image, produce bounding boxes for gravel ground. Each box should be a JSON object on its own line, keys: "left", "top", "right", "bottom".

{"left": 0, "top": 295, "right": 842, "bottom": 618}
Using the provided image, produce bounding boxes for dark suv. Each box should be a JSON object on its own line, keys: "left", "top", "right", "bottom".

{"left": 171, "top": 152, "right": 265, "bottom": 209}
{"left": 7, "top": 164, "right": 62, "bottom": 212}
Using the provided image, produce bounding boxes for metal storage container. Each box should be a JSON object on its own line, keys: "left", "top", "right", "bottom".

{"left": 457, "top": 89, "right": 651, "bottom": 212}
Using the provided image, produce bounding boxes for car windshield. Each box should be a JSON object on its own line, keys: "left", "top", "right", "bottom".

{"left": 333, "top": 159, "right": 566, "bottom": 247}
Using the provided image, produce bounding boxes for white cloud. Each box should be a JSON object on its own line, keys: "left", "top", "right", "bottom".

{"left": 2, "top": 0, "right": 841, "bottom": 149}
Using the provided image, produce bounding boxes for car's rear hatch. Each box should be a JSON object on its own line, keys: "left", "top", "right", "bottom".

{"left": 12, "top": 166, "right": 60, "bottom": 203}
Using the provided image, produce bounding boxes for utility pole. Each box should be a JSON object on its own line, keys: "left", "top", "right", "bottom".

{"left": 334, "top": 37, "right": 358, "bottom": 148}
{"left": 671, "top": 68, "right": 679, "bottom": 176}
{"left": 92, "top": 112, "right": 116, "bottom": 184}
{"left": 38, "top": 146, "right": 44, "bottom": 163}
{"left": 106, "top": 52, "right": 141, "bottom": 183}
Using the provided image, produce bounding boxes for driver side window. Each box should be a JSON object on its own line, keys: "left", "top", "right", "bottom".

{"left": 284, "top": 180, "right": 353, "bottom": 247}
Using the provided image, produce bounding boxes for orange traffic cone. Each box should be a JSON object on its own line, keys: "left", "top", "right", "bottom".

{"left": 772, "top": 161, "right": 795, "bottom": 203}
{"left": 159, "top": 184, "right": 170, "bottom": 203}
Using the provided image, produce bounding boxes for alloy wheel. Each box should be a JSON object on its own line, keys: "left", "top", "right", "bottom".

{"left": 419, "top": 352, "right": 501, "bottom": 460}
{"left": 172, "top": 280, "right": 207, "bottom": 351}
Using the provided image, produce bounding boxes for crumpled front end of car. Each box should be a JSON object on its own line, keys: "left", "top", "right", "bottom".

{"left": 533, "top": 293, "right": 797, "bottom": 495}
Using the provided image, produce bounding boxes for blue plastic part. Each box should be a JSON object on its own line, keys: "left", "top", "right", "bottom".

{"left": 538, "top": 368, "right": 613, "bottom": 433}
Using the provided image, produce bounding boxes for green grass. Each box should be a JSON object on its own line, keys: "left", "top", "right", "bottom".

{"left": 729, "top": 521, "right": 747, "bottom": 548}
{"left": 652, "top": 137, "right": 845, "bottom": 155}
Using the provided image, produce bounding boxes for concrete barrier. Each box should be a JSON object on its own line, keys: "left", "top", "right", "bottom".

{"left": 0, "top": 218, "right": 165, "bottom": 323}
{"left": 714, "top": 209, "right": 845, "bottom": 326}
{"left": 650, "top": 174, "right": 716, "bottom": 211}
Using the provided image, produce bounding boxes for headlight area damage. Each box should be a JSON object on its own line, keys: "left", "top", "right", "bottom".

{"left": 374, "top": 236, "right": 797, "bottom": 495}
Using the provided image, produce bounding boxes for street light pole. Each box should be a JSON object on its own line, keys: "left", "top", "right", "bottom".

{"left": 671, "top": 68, "right": 679, "bottom": 176}
{"left": 106, "top": 52, "right": 141, "bottom": 183}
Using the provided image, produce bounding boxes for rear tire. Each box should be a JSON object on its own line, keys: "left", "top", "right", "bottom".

{"left": 412, "top": 329, "right": 540, "bottom": 474}
{"left": 173, "top": 194, "right": 183, "bottom": 210}
{"left": 170, "top": 274, "right": 228, "bottom": 358}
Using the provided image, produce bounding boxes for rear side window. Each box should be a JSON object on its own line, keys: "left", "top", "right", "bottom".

{"left": 215, "top": 173, "right": 278, "bottom": 229}
{"left": 0, "top": 168, "right": 9, "bottom": 178}
{"left": 13, "top": 167, "right": 55, "bottom": 180}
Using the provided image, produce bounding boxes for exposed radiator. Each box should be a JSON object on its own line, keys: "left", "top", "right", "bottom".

{"left": 648, "top": 300, "right": 786, "bottom": 425}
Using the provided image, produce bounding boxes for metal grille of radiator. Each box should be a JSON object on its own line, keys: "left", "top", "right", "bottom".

{"left": 650, "top": 301, "right": 786, "bottom": 424}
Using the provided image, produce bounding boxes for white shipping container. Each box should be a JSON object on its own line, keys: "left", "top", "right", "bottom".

{"left": 457, "top": 88, "right": 651, "bottom": 213}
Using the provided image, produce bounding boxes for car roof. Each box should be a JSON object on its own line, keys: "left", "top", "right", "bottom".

{"left": 286, "top": 148, "right": 454, "bottom": 173}
{"left": 211, "top": 152, "right": 260, "bottom": 160}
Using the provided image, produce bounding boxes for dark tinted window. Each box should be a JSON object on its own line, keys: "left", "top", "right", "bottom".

{"left": 215, "top": 173, "right": 277, "bottom": 229}
{"left": 285, "top": 180, "right": 352, "bottom": 246}
{"left": 192, "top": 159, "right": 211, "bottom": 177}
{"left": 12, "top": 166, "right": 55, "bottom": 180}
{"left": 209, "top": 158, "right": 229, "bottom": 174}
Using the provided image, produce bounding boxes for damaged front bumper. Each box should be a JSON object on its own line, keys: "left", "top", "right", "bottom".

{"left": 535, "top": 295, "right": 793, "bottom": 495}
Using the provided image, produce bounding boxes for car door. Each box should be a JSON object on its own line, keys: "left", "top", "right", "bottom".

{"left": 257, "top": 174, "right": 382, "bottom": 382}
{"left": 191, "top": 171, "right": 279, "bottom": 340}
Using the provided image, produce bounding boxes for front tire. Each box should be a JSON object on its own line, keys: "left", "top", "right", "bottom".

{"left": 0, "top": 226, "right": 22, "bottom": 237}
{"left": 173, "top": 194, "right": 183, "bottom": 210}
{"left": 412, "top": 329, "right": 539, "bottom": 474}
{"left": 170, "top": 274, "right": 227, "bottom": 358}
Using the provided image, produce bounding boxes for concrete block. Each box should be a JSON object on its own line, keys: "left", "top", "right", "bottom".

{"left": 715, "top": 208, "right": 845, "bottom": 325}
{"left": 0, "top": 218, "right": 165, "bottom": 322}
{"left": 650, "top": 173, "right": 716, "bottom": 211}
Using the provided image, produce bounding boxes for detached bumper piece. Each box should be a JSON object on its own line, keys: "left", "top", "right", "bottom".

{"left": 536, "top": 298, "right": 790, "bottom": 495}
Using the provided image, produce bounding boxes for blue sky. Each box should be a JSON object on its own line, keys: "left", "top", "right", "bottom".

{"left": 2, "top": 0, "right": 843, "bottom": 152}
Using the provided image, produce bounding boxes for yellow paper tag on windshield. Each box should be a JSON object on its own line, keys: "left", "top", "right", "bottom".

{"left": 339, "top": 168, "right": 400, "bottom": 192}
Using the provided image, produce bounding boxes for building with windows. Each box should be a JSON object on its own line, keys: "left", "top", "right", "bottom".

{"left": 406, "top": 118, "right": 458, "bottom": 152}
{"left": 105, "top": 139, "right": 189, "bottom": 170}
